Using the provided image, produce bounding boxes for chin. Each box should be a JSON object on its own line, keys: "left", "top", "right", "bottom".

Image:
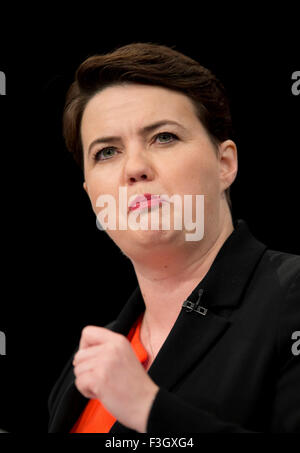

{"left": 129, "top": 228, "right": 183, "bottom": 249}
{"left": 112, "top": 228, "right": 179, "bottom": 251}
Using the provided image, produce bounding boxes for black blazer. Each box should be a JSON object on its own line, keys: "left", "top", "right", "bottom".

{"left": 48, "top": 219, "right": 300, "bottom": 433}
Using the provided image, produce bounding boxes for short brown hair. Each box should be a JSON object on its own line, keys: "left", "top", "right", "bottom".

{"left": 62, "top": 42, "right": 235, "bottom": 209}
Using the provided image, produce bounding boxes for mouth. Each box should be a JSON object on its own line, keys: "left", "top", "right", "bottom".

{"left": 128, "top": 193, "right": 167, "bottom": 213}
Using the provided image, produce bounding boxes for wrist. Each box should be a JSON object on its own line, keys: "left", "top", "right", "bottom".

{"left": 135, "top": 384, "right": 160, "bottom": 433}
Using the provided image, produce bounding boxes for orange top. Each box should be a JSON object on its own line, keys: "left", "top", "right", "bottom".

{"left": 70, "top": 313, "right": 148, "bottom": 433}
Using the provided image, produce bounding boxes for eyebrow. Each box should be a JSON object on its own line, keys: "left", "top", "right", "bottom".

{"left": 87, "top": 120, "right": 186, "bottom": 156}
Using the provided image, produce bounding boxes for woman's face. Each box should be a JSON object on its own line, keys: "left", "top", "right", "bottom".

{"left": 81, "top": 83, "right": 236, "bottom": 259}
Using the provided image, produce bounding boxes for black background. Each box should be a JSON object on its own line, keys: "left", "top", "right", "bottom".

{"left": 0, "top": 13, "right": 299, "bottom": 434}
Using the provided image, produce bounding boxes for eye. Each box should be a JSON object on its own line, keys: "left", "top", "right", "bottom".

{"left": 93, "top": 147, "right": 117, "bottom": 161}
{"left": 93, "top": 132, "right": 178, "bottom": 162}
{"left": 154, "top": 132, "right": 178, "bottom": 144}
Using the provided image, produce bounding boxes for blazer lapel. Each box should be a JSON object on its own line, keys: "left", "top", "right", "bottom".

{"left": 147, "top": 304, "right": 230, "bottom": 388}
{"left": 109, "top": 286, "right": 231, "bottom": 433}
{"left": 110, "top": 284, "right": 231, "bottom": 389}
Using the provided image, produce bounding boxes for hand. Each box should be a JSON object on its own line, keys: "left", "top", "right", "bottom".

{"left": 73, "top": 325, "right": 160, "bottom": 432}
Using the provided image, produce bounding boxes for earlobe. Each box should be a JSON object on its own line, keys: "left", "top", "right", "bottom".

{"left": 219, "top": 140, "right": 238, "bottom": 189}
{"left": 83, "top": 181, "right": 88, "bottom": 195}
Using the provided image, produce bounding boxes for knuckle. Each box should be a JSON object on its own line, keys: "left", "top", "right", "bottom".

{"left": 74, "top": 376, "right": 82, "bottom": 390}
{"left": 82, "top": 325, "right": 92, "bottom": 336}
{"left": 91, "top": 382, "right": 99, "bottom": 396}
{"left": 110, "top": 339, "right": 123, "bottom": 354}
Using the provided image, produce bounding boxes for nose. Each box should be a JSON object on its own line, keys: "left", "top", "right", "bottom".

{"left": 124, "top": 151, "right": 155, "bottom": 186}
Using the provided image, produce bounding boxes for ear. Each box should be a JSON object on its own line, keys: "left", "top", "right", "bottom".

{"left": 218, "top": 140, "right": 238, "bottom": 192}
{"left": 83, "top": 181, "right": 89, "bottom": 195}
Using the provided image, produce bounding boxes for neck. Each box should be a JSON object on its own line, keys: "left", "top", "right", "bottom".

{"left": 132, "top": 211, "right": 234, "bottom": 335}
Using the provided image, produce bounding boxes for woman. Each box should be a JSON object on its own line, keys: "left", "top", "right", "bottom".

{"left": 48, "top": 43, "right": 300, "bottom": 433}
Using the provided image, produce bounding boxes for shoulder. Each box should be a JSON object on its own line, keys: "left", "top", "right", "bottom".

{"left": 258, "top": 248, "right": 300, "bottom": 288}
{"left": 261, "top": 249, "right": 300, "bottom": 364}
{"left": 258, "top": 248, "right": 300, "bottom": 317}
{"left": 246, "top": 248, "right": 300, "bottom": 360}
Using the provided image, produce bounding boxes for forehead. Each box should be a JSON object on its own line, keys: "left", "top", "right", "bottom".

{"left": 81, "top": 83, "right": 198, "bottom": 133}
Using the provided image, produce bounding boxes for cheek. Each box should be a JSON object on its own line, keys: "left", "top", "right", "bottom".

{"left": 85, "top": 174, "right": 111, "bottom": 213}
{"left": 88, "top": 189, "right": 101, "bottom": 214}
{"left": 171, "top": 151, "right": 219, "bottom": 195}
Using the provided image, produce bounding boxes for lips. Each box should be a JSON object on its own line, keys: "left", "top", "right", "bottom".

{"left": 128, "top": 193, "right": 162, "bottom": 212}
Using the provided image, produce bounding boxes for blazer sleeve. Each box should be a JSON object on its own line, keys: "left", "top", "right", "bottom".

{"left": 146, "top": 275, "right": 300, "bottom": 433}
{"left": 270, "top": 273, "right": 300, "bottom": 432}
{"left": 48, "top": 347, "right": 78, "bottom": 420}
